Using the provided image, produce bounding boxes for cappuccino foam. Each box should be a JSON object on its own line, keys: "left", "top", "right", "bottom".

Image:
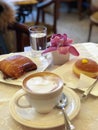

{"left": 26, "top": 76, "right": 58, "bottom": 93}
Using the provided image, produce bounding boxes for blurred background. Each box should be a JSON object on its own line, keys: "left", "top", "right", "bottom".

{"left": 0, "top": 0, "right": 98, "bottom": 54}
{"left": 18, "top": 0, "right": 98, "bottom": 43}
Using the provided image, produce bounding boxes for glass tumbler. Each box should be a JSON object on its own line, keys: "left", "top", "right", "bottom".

{"left": 29, "top": 25, "right": 47, "bottom": 57}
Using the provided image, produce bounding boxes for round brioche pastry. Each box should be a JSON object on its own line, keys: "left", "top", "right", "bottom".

{"left": 73, "top": 58, "right": 98, "bottom": 78}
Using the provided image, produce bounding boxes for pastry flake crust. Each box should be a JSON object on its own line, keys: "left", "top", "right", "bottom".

{"left": 0, "top": 55, "right": 37, "bottom": 79}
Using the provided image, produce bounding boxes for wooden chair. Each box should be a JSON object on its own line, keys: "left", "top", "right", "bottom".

{"left": 7, "top": 0, "right": 59, "bottom": 53}
{"left": 7, "top": 0, "right": 58, "bottom": 52}
{"left": 7, "top": 22, "right": 30, "bottom": 52}
{"left": 0, "top": 22, "right": 30, "bottom": 54}
{"left": 0, "top": 0, "right": 58, "bottom": 52}
{"left": 88, "top": 11, "right": 98, "bottom": 42}
{"left": 16, "top": 4, "right": 33, "bottom": 23}
{"left": 88, "top": 0, "right": 98, "bottom": 42}
{"left": 1, "top": 0, "right": 58, "bottom": 53}
{"left": 24, "top": 0, "right": 58, "bottom": 42}
{"left": 8, "top": 0, "right": 58, "bottom": 52}
{"left": 0, "top": 0, "right": 32, "bottom": 53}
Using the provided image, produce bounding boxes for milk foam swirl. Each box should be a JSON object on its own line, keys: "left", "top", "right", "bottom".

{"left": 26, "top": 76, "right": 58, "bottom": 93}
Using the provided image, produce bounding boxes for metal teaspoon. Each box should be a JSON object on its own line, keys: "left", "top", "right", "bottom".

{"left": 56, "top": 93, "right": 75, "bottom": 130}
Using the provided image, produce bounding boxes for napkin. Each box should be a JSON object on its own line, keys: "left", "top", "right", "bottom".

{"left": 76, "top": 74, "right": 98, "bottom": 96}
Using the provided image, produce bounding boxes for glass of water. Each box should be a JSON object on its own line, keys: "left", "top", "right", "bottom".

{"left": 29, "top": 25, "right": 47, "bottom": 57}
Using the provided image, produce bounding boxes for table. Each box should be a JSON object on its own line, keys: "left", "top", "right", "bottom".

{"left": 0, "top": 42, "right": 98, "bottom": 130}
{"left": 8, "top": 0, "right": 38, "bottom": 6}
{"left": 8, "top": 0, "right": 38, "bottom": 23}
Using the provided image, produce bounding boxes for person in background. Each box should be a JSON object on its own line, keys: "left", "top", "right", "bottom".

{"left": 0, "top": 0, "right": 16, "bottom": 53}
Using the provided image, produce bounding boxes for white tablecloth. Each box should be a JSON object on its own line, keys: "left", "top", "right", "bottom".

{"left": 0, "top": 42, "right": 98, "bottom": 130}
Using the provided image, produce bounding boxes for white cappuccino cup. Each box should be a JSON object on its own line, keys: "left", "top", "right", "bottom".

{"left": 15, "top": 72, "right": 63, "bottom": 113}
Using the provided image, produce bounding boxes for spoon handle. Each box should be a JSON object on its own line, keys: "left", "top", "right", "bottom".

{"left": 62, "top": 107, "right": 75, "bottom": 130}
{"left": 81, "top": 77, "right": 98, "bottom": 101}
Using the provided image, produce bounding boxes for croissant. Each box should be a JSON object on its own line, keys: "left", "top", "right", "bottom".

{"left": 0, "top": 55, "right": 37, "bottom": 79}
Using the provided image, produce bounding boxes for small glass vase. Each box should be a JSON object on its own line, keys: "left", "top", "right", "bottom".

{"left": 51, "top": 51, "right": 69, "bottom": 65}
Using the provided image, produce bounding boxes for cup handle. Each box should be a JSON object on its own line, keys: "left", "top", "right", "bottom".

{"left": 15, "top": 90, "right": 32, "bottom": 108}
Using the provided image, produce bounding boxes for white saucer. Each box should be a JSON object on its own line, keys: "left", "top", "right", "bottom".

{"left": 9, "top": 87, "right": 81, "bottom": 129}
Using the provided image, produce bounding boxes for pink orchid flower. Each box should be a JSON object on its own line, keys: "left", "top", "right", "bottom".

{"left": 42, "top": 34, "right": 79, "bottom": 56}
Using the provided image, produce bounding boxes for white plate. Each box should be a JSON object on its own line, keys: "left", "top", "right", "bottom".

{"left": 52, "top": 59, "right": 98, "bottom": 96}
{"left": 9, "top": 87, "right": 81, "bottom": 129}
{"left": 0, "top": 53, "right": 51, "bottom": 86}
